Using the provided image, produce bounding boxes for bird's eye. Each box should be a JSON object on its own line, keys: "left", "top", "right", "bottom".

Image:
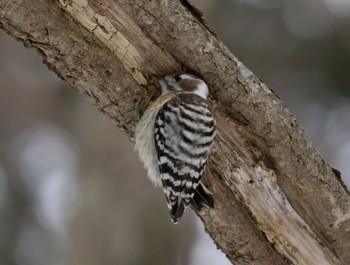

{"left": 174, "top": 75, "right": 182, "bottom": 82}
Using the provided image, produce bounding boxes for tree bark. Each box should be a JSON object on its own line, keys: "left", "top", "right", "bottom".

{"left": 1, "top": 0, "right": 349, "bottom": 264}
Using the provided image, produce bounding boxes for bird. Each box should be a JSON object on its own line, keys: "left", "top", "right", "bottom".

{"left": 135, "top": 73, "right": 216, "bottom": 223}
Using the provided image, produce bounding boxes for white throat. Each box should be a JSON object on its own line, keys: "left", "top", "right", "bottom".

{"left": 193, "top": 81, "right": 208, "bottom": 99}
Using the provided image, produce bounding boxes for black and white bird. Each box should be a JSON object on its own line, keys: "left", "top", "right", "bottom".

{"left": 135, "top": 73, "right": 216, "bottom": 223}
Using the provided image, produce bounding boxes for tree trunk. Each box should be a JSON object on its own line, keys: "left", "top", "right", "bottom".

{"left": 1, "top": 0, "right": 349, "bottom": 264}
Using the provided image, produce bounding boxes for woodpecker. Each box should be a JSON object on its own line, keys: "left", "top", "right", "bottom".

{"left": 135, "top": 73, "right": 216, "bottom": 223}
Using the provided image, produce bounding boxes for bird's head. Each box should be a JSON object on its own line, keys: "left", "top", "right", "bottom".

{"left": 158, "top": 73, "right": 209, "bottom": 99}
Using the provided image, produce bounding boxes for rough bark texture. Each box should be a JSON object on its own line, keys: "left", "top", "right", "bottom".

{"left": 1, "top": 0, "right": 349, "bottom": 264}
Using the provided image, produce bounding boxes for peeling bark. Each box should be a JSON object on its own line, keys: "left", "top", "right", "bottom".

{"left": 1, "top": 0, "right": 349, "bottom": 264}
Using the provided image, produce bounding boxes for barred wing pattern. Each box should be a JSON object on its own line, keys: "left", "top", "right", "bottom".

{"left": 154, "top": 93, "right": 216, "bottom": 223}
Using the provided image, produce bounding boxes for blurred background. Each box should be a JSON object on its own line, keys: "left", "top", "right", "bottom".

{"left": 0, "top": 0, "right": 349, "bottom": 264}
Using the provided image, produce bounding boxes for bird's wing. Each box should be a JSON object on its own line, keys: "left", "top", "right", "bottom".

{"left": 154, "top": 93, "right": 215, "bottom": 223}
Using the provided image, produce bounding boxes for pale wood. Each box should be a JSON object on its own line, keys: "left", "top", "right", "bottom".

{"left": 1, "top": 0, "right": 349, "bottom": 264}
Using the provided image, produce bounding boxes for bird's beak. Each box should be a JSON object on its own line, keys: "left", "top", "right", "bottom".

{"left": 153, "top": 74, "right": 162, "bottom": 80}
{"left": 152, "top": 74, "right": 163, "bottom": 86}
{"left": 152, "top": 75, "right": 164, "bottom": 93}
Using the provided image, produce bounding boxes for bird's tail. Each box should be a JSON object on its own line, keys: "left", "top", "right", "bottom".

{"left": 171, "top": 200, "right": 185, "bottom": 224}
{"left": 190, "top": 182, "right": 214, "bottom": 210}
{"left": 167, "top": 182, "right": 214, "bottom": 224}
